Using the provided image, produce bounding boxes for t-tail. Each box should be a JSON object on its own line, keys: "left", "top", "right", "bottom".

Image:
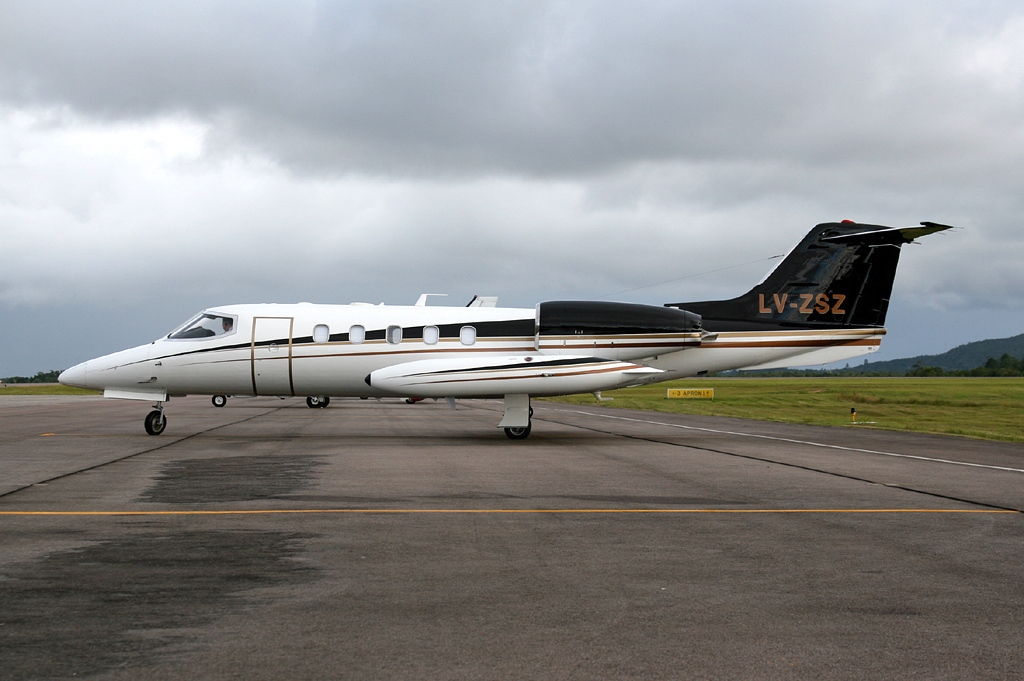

{"left": 666, "top": 221, "right": 953, "bottom": 331}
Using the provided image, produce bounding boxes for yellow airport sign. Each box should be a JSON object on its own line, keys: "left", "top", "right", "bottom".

{"left": 667, "top": 388, "right": 714, "bottom": 399}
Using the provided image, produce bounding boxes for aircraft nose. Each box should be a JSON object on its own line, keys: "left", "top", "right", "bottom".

{"left": 59, "top": 362, "right": 89, "bottom": 388}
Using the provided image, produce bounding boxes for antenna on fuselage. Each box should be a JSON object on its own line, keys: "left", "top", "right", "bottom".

{"left": 466, "top": 295, "right": 498, "bottom": 307}
{"left": 415, "top": 293, "right": 448, "bottom": 306}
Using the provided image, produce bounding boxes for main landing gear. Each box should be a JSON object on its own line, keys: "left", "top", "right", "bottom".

{"left": 503, "top": 406, "right": 534, "bottom": 440}
{"left": 212, "top": 394, "right": 228, "bottom": 408}
{"left": 500, "top": 395, "right": 533, "bottom": 440}
{"left": 503, "top": 422, "right": 532, "bottom": 440}
{"left": 144, "top": 403, "right": 167, "bottom": 435}
{"left": 306, "top": 396, "right": 330, "bottom": 408}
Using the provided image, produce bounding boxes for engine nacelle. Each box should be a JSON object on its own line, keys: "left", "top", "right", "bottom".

{"left": 366, "top": 355, "right": 662, "bottom": 398}
{"left": 535, "top": 301, "right": 702, "bottom": 360}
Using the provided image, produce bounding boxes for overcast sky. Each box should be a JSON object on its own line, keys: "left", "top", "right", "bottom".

{"left": 2, "top": 1, "right": 1023, "bottom": 376}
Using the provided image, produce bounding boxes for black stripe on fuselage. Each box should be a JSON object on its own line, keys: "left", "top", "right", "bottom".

{"left": 324, "top": 318, "right": 536, "bottom": 343}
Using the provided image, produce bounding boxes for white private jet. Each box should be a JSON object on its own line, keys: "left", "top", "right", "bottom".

{"left": 60, "top": 221, "right": 951, "bottom": 439}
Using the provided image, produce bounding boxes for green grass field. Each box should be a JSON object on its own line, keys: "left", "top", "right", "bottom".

{"left": 5, "top": 379, "right": 1022, "bottom": 443}
{"left": 543, "top": 377, "right": 1024, "bottom": 443}
{"left": 0, "top": 384, "right": 99, "bottom": 396}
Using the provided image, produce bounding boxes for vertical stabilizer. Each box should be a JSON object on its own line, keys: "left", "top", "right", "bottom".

{"left": 666, "top": 221, "right": 952, "bottom": 330}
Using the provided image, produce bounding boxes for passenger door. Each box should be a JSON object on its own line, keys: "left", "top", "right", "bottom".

{"left": 251, "top": 317, "right": 294, "bottom": 396}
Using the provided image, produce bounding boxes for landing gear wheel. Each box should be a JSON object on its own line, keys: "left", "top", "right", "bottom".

{"left": 306, "top": 396, "right": 330, "bottom": 408}
{"left": 212, "top": 395, "right": 227, "bottom": 408}
{"left": 503, "top": 421, "right": 532, "bottom": 440}
{"left": 144, "top": 410, "right": 167, "bottom": 436}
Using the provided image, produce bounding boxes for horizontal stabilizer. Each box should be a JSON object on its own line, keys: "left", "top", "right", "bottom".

{"left": 821, "top": 222, "right": 954, "bottom": 245}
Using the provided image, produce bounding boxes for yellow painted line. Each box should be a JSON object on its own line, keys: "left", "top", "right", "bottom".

{"left": 35, "top": 433, "right": 164, "bottom": 437}
{"left": 0, "top": 508, "right": 1017, "bottom": 516}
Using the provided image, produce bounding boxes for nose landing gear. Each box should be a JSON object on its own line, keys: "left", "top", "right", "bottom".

{"left": 144, "top": 403, "right": 167, "bottom": 435}
{"left": 306, "top": 396, "right": 330, "bottom": 408}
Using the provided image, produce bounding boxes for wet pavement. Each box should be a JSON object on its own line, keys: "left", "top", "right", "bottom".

{"left": 2, "top": 395, "right": 1023, "bottom": 680}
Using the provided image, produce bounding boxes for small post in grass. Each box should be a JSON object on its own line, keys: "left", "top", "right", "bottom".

{"left": 850, "top": 407, "right": 857, "bottom": 423}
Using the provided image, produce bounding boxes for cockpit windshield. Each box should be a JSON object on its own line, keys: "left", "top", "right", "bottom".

{"left": 168, "top": 313, "right": 236, "bottom": 340}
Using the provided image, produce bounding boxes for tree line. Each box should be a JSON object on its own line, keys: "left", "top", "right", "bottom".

{"left": 1, "top": 370, "right": 63, "bottom": 383}
{"left": 905, "top": 353, "right": 1024, "bottom": 377}
{"left": 723, "top": 353, "right": 1024, "bottom": 378}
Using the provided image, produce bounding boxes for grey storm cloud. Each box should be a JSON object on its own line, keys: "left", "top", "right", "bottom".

{"left": 2, "top": 1, "right": 1020, "bottom": 177}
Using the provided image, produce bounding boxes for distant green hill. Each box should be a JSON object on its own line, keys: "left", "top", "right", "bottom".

{"left": 843, "top": 333, "right": 1024, "bottom": 374}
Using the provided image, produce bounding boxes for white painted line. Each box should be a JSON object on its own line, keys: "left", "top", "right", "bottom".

{"left": 541, "top": 407, "right": 1024, "bottom": 474}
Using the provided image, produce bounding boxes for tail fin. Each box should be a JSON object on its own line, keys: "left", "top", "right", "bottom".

{"left": 667, "top": 221, "right": 952, "bottom": 330}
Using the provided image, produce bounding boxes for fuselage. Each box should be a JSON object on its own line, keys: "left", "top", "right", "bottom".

{"left": 59, "top": 301, "right": 883, "bottom": 401}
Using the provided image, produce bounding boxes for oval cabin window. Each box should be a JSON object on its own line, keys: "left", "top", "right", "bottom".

{"left": 460, "top": 326, "right": 477, "bottom": 345}
{"left": 313, "top": 324, "right": 330, "bottom": 344}
{"left": 349, "top": 325, "right": 365, "bottom": 344}
{"left": 423, "top": 325, "right": 439, "bottom": 345}
{"left": 387, "top": 325, "right": 403, "bottom": 345}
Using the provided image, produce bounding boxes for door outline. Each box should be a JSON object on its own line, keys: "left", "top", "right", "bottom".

{"left": 250, "top": 316, "right": 295, "bottom": 396}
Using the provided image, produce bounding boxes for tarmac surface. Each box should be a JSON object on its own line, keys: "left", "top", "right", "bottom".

{"left": 1, "top": 394, "right": 1023, "bottom": 680}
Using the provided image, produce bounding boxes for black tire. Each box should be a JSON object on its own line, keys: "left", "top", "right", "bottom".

{"left": 503, "top": 422, "right": 532, "bottom": 440}
{"left": 144, "top": 410, "right": 166, "bottom": 436}
{"left": 212, "top": 395, "right": 227, "bottom": 408}
{"left": 320, "top": 396, "right": 330, "bottom": 408}
{"left": 306, "top": 396, "right": 321, "bottom": 408}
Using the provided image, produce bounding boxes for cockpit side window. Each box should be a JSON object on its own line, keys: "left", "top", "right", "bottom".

{"left": 169, "top": 313, "right": 237, "bottom": 340}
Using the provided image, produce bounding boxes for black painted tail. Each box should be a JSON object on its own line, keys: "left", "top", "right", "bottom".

{"left": 666, "top": 221, "right": 952, "bottom": 331}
